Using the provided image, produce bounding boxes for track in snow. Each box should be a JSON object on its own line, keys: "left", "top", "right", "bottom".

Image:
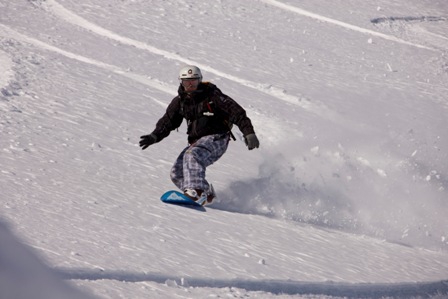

{"left": 0, "top": 24, "right": 174, "bottom": 107}
{"left": 260, "top": 0, "right": 440, "bottom": 52}
{"left": 39, "top": 0, "right": 335, "bottom": 119}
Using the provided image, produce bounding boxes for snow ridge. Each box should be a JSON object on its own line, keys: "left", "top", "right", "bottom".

{"left": 371, "top": 16, "right": 448, "bottom": 24}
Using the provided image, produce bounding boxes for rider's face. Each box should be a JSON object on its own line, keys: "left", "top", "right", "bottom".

{"left": 181, "top": 78, "right": 200, "bottom": 92}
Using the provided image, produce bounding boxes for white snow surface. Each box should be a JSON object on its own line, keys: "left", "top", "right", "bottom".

{"left": 1, "top": 0, "right": 448, "bottom": 298}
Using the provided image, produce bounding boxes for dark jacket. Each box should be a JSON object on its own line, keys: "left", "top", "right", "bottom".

{"left": 151, "top": 82, "right": 255, "bottom": 144}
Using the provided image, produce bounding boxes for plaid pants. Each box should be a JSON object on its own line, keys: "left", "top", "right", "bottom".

{"left": 170, "top": 134, "right": 229, "bottom": 192}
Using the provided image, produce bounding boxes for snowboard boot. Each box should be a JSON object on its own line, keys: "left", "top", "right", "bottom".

{"left": 184, "top": 188, "right": 215, "bottom": 206}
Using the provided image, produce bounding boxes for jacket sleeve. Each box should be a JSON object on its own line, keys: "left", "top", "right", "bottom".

{"left": 213, "top": 89, "right": 255, "bottom": 137}
{"left": 150, "top": 97, "right": 184, "bottom": 142}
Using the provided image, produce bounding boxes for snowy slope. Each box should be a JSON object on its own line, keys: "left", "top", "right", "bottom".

{"left": 1, "top": 0, "right": 448, "bottom": 298}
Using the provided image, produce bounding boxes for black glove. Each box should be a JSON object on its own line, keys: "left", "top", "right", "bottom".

{"left": 139, "top": 133, "right": 157, "bottom": 150}
{"left": 244, "top": 133, "right": 260, "bottom": 150}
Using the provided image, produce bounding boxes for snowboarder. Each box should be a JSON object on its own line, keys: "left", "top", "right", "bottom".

{"left": 139, "top": 65, "right": 259, "bottom": 204}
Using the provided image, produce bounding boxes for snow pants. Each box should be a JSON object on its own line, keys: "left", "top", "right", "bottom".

{"left": 170, "top": 133, "right": 230, "bottom": 192}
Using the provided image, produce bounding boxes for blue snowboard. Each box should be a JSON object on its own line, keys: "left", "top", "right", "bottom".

{"left": 160, "top": 190, "right": 202, "bottom": 207}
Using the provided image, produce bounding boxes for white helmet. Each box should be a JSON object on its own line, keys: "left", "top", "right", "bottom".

{"left": 179, "top": 65, "right": 202, "bottom": 81}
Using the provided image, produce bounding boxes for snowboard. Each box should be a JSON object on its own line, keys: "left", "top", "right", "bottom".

{"left": 160, "top": 190, "right": 202, "bottom": 207}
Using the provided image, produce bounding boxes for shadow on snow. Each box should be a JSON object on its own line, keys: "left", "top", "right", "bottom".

{"left": 57, "top": 268, "right": 448, "bottom": 298}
